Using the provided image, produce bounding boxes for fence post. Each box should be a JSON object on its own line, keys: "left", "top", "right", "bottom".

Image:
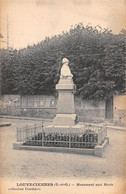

{"left": 105, "top": 123, "right": 107, "bottom": 137}
{"left": 26, "top": 125, "right": 28, "bottom": 140}
{"left": 69, "top": 126, "right": 71, "bottom": 148}
{"left": 69, "top": 133, "right": 71, "bottom": 148}
{"left": 42, "top": 122, "right": 44, "bottom": 146}
{"left": 16, "top": 127, "right": 19, "bottom": 142}
{"left": 34, "top": 123, "right": 36, "bottom": 135}
{"left": 42, "top": 122, "right": 44, "bottom": 129}
{"left": 19, "top": 127, "right": 21, "bottom": 142}
{"left": 97, "top": 128, "right": 100, "bottom": 144}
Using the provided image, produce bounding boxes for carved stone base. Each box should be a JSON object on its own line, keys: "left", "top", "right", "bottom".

{"left": 44, "top": 124, "right": 86, "bottom": 134}
{"left": 53, "top": 114, "right": 77, "bottom": 126}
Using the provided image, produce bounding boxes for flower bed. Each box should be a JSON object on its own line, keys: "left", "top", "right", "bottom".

{"left": 23, "top": 129, "right": 98, "bottom": 149}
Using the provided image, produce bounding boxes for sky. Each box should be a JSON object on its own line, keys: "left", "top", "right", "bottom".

{"left": 0, "top": 0, "right": 126, "bottom": 49}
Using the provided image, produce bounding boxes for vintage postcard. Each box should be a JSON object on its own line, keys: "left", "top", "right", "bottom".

{"left": 0, "top": 0, "right": 126, "bottom": 194}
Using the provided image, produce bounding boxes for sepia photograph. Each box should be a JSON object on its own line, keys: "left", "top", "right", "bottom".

{"left": 0, "top": 0, "right": 126, "bottom": 194}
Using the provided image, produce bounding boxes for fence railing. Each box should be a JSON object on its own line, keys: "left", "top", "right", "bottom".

{"left": 17, "top": 123, "right": 42, "bottom": 142}
{"left": 16, "top": 122, "right": 107, "bottom": 149}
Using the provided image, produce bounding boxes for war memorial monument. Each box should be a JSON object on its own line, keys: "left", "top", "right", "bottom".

{"left": 13, "top": 58, "right": 109, "bottom": 157}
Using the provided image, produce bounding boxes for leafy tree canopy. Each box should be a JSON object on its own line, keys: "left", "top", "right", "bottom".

{"left": 0, "top": 23, "right": 125, "bottom": 100}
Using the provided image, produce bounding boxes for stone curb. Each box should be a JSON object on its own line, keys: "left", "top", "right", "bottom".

{"left": 0, "top": 123, "right": 11, "bottom": 127}
{"left": 13, "top": 143, "right": 94, "bottom": 156}
{"left": 107, "top": 126, "right": 126, "bottom": 131}
{"left": 0, "top": 115, "right": 52, "bottom": 122}
{"left": 13, "top": 138, "right": 109, "bottom": 157}
{"left": 94, "top": 137, "right": 109, "bottom": 157}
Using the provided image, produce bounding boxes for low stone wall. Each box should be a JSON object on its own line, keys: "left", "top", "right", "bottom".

{"left": 0, "top": 107, "right": 106, "bottom": 122}
{"left": 20, "top": 108, "right": 56, "bottom": 119}
{"left": 0, "top": 107, "right": 56, "bottom": 119}
{"left": 0, "top": 94, "right": 106, "bottom": 121}
{"left": 76, "top": 109, "right": 105, "bottom": 122}
{"left": 0, "top": 107, "right": 21, "bottom": 116}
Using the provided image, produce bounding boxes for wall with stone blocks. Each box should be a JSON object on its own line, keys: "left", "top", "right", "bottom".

{"left": 76, "top": 109, "right": 105, "bottom": 122}
{"left": 75, "top": 97, "right": 105, "bottom": 121}
{"left": 113, "top": 95, "right": 126, "bottom": 125}
{"left": 0, "top": 95, "right": 21, "bottom": 107}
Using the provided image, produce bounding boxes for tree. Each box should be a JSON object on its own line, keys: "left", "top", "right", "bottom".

{"left": 1, "top": 24, "right": 125, "bottom": 100}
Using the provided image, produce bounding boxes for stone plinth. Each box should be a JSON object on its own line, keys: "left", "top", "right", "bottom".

{"left": 53, "top": 77, "right": 76, "bottom": 126}
{"left": 45, "top": 124, "right": 86, "bottom": 134}
{"left": 53, "top": 114, "right": 76, "bottom": 126}
{"left": 56, "top": 78, "right": 75, "bottom": 113}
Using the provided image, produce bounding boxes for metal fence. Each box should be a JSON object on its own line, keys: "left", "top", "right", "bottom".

{"left": 16, "top": 122, "right": 107, "bottom": 149}
{"left": 84, "top": 123, "right": 107, "bottom": 145}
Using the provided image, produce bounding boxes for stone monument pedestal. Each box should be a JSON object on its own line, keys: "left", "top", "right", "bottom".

{"left": 53, "top": 76, "right": 77, "bottom": 126}
{"left": 53, "top": 114, "right": 77, "bottom": 126}
{"left": 45, "top": 124, "right": 86, "bottom": 134}
{"left": 13, "top": 58, "right": 109, "bottom": 157}
{"left": 46, "top": 58, "right": 81, "bottom": 133}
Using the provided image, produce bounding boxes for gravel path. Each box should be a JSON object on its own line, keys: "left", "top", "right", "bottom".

{"left": 0, "top": 119, "right": 126, "bottom": 194}
{"left": 0, "top": 119, "right": 125, "bottom": 180}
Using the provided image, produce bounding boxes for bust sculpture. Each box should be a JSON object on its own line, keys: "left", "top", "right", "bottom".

{"left": 60, "top": 58, "right": 73, "bottom": 79}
